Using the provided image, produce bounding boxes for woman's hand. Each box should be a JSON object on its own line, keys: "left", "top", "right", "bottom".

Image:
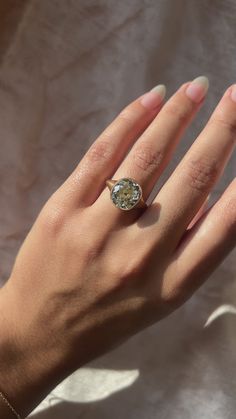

{"left": 0, "top": 76, "right": 235, "bottom": 417}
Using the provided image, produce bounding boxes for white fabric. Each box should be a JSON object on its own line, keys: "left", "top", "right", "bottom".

{"left": 0, "top": 1, "right": 235, "bottom": 418}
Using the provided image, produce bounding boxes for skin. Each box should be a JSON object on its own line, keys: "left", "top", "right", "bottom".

{"left": 0, "top": 81, "right": 235, "bottom": 418}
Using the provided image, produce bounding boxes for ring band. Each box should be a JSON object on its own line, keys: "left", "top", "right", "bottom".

{"left": 106, "top": 177, "right": 147, "bottom": 211}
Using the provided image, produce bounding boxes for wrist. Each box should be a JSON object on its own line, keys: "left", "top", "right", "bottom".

{"left": 0, "top": 283, "right": 71, "bottom": 418}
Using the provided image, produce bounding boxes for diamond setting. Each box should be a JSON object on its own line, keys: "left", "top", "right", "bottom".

{"left": 110, "top": 178, "right": 142, "bottom": 210}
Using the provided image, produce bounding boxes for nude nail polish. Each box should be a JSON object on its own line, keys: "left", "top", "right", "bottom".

{"left": 140, "top": 84, "right": 166, "bottom": 110}
{"left": 185, "top": 76, "right": 209, "bottom": 103}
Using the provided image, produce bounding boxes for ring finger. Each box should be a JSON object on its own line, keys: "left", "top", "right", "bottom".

{"left": 96, "top": 76, "right": 209, "bottom": 222}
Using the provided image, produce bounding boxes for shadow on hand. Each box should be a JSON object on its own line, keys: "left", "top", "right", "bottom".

{"left": 30, "top": 263, "right": 236, "bottom": 419}
{"left": 136, "top": 202, "right": 161, "bottom": 228}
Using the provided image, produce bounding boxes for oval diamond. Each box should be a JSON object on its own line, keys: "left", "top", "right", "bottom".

{"left": 110, "top": 178, "right": 142, "bottom": 210}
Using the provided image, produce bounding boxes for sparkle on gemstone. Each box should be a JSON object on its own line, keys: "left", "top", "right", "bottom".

{"left": 110, "top": 178, "right": 142, "bottom": 210}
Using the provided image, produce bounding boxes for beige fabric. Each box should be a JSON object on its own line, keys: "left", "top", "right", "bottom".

{"left": 0, "top": 1, "right": 235, "bottom": 418}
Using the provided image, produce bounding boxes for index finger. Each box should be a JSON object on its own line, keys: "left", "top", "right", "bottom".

{"left": 49, "top": 84, "right": 166, "bottom": 210}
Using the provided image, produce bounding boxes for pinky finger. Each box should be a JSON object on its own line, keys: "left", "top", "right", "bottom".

{"left": 164, "top": 178, "right": 236, "bottom": 302}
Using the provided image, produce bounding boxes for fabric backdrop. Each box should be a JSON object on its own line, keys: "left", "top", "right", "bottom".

{"left": 0, "top": 1, "right": 235, "bottom": 418}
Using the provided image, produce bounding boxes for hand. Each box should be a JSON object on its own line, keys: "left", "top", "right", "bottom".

{"left": 0, "top": 76, "right": 235, "bottom": 417}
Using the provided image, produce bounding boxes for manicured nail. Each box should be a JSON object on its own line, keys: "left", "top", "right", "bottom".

{"left": 185, "top": 76, "right": 209, "bottom": 103}
{"left": 230, "top": 85, "right": 236, "bottom": 103}
{"left": 140, "top": 84, "right": 166, "bottom": 110}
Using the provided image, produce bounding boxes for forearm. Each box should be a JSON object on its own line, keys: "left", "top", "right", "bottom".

{"left": 0, "top": 340, "right": 62, "bottom": 418}
{"left": 0, "top": 286, "right": 71, "bottom": 418}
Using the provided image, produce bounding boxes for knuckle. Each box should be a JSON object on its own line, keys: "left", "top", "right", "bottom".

{"left": 122, "top": 259, "right": 142, "bottom": 280}
{"left": 162, "top": 281, "right": 189, "bottom": 311}
{"left": 80, "top": 232, "right": 107, "bottom": 265}
{"left": 133, "top": 143, "right": 163, "bottom": 172}
{"left": 163, "top": 102, "right": 190, "bottom": 125}
{"left": 122, "top": 256, "right": 148, "bottom": 285}
{"left": 39, "top": 203, "right": 66, "bottom": 236}
{"left": 111, "top": 254, "right": 144, "bottom": 289}
{"left": 186, "top": 157, "right": 219, "bottom": 192}
{"left": 82, "top": 243, "right": 101, "bottom": 265}
{"left": 209, "top": 116, "right": 236, "bottom": 138}
{"left": 86, "top": 140, "right": 112, "bottom": 163}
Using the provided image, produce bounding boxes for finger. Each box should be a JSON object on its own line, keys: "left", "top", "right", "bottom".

{"left": 145, "top": 84, "right": 236, "bottom": 249}
{"left": 114, "top": 76, "right": 209, "bottom": 201}
{"left": 187, "top": 194, "right": 210, "bottom": 230}
{"left": 96, "top": 77, "right": 208, "bottom": 223}
{"left": 96, "top": 76, "right": 209, "bottom": 223}
{"left": 163, "top": 178, "right": 236, "bottom": 305}
{"left": 48, "top": 85, "right": 166, "bottom": 210}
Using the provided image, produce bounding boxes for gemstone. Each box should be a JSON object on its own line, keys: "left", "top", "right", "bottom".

{"left": 110, "top": 178, "right": 142, "bottom": 210}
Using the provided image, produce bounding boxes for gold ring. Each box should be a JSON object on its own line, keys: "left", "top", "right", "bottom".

{"left": 106, "top": 177, "right": 147, "bottom": 211}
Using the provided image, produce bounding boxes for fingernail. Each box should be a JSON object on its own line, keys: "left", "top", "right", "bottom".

{"left": 140, "top": 84, "right": 166, "bottom": 110}
{"left": 230, "top": 85, "right": 236, "bottom": 103}
{"left": 185, "top": 76, "right": 209, "bottom": 103}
